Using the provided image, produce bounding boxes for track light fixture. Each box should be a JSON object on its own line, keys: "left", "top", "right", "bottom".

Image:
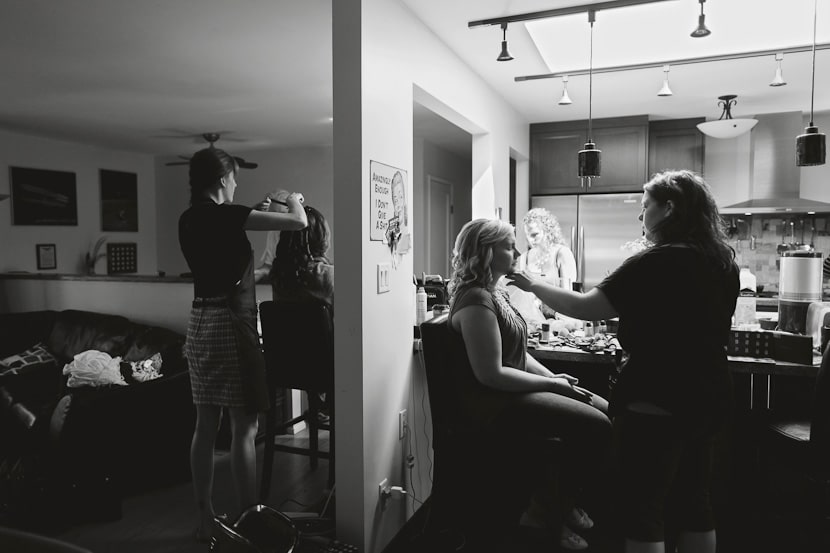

{"left": 657, "top": 65, "right": 673, "bottom": 96}
{"left": 797, "top": 0, "right": 826, "bottom": 166}
{"left": 690, "top": 0, "right": 711, "bottom": 38}
{"left": 558, "top": 75, "right": 573, "bottom": 105}
{"left": 770, "top": 53, "right": 787, "bottom": 87}
{"left": 578, "top": 10, "right": 600, "bottom": 183}
{"left": 497, "top": 22, "right": 514, "bottom": 61}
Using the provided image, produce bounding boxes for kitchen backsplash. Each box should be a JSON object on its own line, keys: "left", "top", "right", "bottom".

{"left": 728, "top": 215, "right": 830, "bottom": 296}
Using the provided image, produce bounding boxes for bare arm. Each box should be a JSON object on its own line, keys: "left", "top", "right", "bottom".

{"left": 556, "top": 246, "right": 578, "bottom": 283}
{"left": 244, "top": 193, "right": 307, "bottom": 231}
{"left": 454, "top": 304, "right": 588, "bottom": 401}
{"left": 507, "top": 271, "right": 618, "bottom": 321}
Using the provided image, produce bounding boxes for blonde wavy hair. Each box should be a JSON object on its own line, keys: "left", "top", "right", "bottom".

{"left": 448, "top": 218, "right": 515, "bottom": 304}
{"left": 523, "top": 207, "right": 566, "bottom": 247}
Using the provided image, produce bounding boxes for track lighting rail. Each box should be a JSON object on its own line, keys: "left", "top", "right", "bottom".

{"left": 468, "top": 0, "right": 677, "bottom": 28}
{"left": 515, "top": 42, "right": 830, "bottom": 82}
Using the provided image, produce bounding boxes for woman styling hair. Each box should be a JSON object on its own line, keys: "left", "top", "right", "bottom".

{"left": 178, "top": 147, "right": 307, "bottom": 542}
{"left": 507, "top": 170, "right": 739, "bottom": 553}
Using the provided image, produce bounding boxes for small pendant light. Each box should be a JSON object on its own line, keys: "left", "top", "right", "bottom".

{"left": 497, "top": 22, "right": 514, "bottom": 62}
{"left": 770, "top": 53, "right": 787, "bottom": 87}
{"left": 558, "top": 75, "right": 572, "bottom": 105}
{"left": 657, "top": 65, "right": 673, "bottom": 97}
{"left": 690, "top": 0, "right": 711, "bottom": 38}
{"left": 578, "top": 10, "right": 600, "bottom": 182}
{"left": 796, "top": 0, "right": 826, "bottom": 166}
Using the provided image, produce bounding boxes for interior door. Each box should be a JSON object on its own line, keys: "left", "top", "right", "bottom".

{"left": 426, "top": 175, "right": 453, "bottom": 277}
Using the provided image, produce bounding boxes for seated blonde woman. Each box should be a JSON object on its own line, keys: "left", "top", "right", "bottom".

{"left": 447, "top": 218, "right": 612, "bottom": 551}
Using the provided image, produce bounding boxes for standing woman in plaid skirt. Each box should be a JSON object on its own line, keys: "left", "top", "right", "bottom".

{"left": 178, "top": 148, "right": 307, "bottom": 541}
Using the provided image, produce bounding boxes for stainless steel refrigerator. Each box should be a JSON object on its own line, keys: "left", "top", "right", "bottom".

{"left": 531, "top": 194, "right": 644, "bottom": 290}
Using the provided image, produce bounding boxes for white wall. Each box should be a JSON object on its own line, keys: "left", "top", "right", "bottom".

{"left": 333, "top": 1, "right": 530, "bottom": 551}
{"left": 155, "top": 144, "right": 334, "bottom": 277}
{"left": 0, "top": 130, "right": 157, "bottom": 275}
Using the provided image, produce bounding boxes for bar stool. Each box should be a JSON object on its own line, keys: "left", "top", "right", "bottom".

{"left": 258, "top": 300, "right": 334, "bottom": 503}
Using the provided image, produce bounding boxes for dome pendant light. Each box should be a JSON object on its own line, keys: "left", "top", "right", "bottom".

{"left": 797, "top": 0, "right": 826, "bottom": 166}
{"left": 558, "top": 75, "right": 572, "bottom": 105}
{"left": 578, "top": 10, "right": 600, "bottom": 184}
{"left": 697, "top": 95, "right": 758, "bottom": 139}
{"left": 497, "top": 22, "right": 514, "bottom": 62}
{"left": 690, "top": 0, "right": 711, "bottom": 38}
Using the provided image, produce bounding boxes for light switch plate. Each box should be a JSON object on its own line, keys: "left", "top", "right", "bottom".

{"left": 377, "top": 263, "right": 391, "bottom": 294}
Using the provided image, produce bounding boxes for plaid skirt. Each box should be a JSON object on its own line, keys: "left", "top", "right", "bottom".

{"left": 185, "top": 302, "right": 246, "bottom": 408}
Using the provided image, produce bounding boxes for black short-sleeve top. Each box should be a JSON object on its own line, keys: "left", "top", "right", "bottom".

{"left": 595, "top": 244, "right": 740, "bottom": 430}
{"left": 179, "top": 201, "right": 253, "bottom": 298}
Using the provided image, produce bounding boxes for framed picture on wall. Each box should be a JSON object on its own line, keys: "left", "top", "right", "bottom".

{"left": 10, "top": 167, "right": 78, "bottom": 226}
{"left": 36, "top": 244, "right": 57, "bottom": 270}
{"left": 100, "top": 169, "right": 138, "bottom": 232}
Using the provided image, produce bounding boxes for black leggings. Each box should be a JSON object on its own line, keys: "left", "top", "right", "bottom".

{"left": 614, "top": 412, "right": 717, "bottom": 542}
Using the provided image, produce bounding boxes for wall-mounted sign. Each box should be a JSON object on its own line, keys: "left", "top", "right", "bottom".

{"left": 369, "top": 161, "right": 410, "bottom": 265}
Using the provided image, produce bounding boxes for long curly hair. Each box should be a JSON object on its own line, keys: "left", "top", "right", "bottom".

{"left": 523, "top": 207, "right": 566, "bottom": 247}
{"left": 448, "top": 218, "right": 515, "bottom": 304}
{"left": 644, "top": 170, "right": 735, "bottom": 270}
{"left": 270, "top": 205, "right": 331, "bottom": 290}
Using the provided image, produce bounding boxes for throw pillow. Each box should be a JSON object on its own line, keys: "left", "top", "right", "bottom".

{"left": 0, "top": 342, "right": 58, "bottom": 376}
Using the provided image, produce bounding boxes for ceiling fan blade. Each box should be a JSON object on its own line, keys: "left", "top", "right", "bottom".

{"left": 234, "top": 157, "right": 258, "bottom": 169}
{"left": 165, "top": 160, "right": 190, "bottom": 166}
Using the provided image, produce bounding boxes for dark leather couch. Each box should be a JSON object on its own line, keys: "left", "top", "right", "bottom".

{"left": 0, "top": 310, "right": 194, "bottom": 527}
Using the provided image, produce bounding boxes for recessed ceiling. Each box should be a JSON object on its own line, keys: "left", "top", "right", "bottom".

{"left": 0, "top": 1, "right": 827, "bottom": 157}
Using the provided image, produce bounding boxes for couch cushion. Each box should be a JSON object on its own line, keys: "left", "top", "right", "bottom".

{"left": 0, "top": 342, "right": 58, "bottom": 378}
{"left": 47, "top": 311, "right": 134, "bottom": 363}
{"left": 123, "top": 325, "right": 185, "bottom": 374}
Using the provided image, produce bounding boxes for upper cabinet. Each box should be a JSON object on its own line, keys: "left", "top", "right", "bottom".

{"left": 530, "top": 116, "right": 648, "bottom": 195}
{"left": 648, "top": 118, "right": 705, "bottom": 176}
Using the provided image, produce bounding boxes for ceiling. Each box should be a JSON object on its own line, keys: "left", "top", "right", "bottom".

{"left": 0, "top": 0, "right": 827, "bottom": 157}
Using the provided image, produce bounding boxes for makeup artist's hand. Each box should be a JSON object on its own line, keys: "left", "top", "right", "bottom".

{"left": 504, "top": 270, "right": 537, "bottom": 292}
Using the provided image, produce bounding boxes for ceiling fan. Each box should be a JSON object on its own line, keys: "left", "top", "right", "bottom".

{"left": 165, "top": 132, "right": 259, "bottom": 169}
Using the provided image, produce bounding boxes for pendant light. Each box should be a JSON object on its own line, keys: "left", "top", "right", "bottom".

{"left": 558, "top": 75, "right": 572, "bottom": 105}
{"left": 496, "top": 23, "right": 514, "bottom": 62}
{"left": 578, "top": 10, "right": 600, "bottom": 183}
{"left": 690, "top": 0, "right": 711, "bottom": 38}
{"left": 697, "top": 95, "right": 758, "bottom": 139}
{"left": 657, "top": 65, "right": 673, "bottom": 97}
{"left": 770, "top": 53, "right": 787, "bottom": 87}
{"left": 796, "top": 0, "right": 826, "bottom": 166}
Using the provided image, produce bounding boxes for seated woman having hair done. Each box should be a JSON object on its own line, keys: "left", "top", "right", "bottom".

{"left": 447, "top": 218, "right": 612, "bottom": 551}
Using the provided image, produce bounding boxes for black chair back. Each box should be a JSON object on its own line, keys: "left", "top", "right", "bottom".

{"left": 259, "top": 300, "right": 333, "bottom": 393}
{"left": 810, "top": 341, "right": 830, "bottom": 469}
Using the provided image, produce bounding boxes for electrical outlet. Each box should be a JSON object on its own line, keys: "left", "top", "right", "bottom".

{"left": 398, "top": 409, "right": 407, "bottom": 440}
{"left": 377, "top": 263, "right": 391, "bottom": 294}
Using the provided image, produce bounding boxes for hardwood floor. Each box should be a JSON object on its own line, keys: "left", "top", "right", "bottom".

{"left": 51, "top": 431, "right": 332, "bottom": 553}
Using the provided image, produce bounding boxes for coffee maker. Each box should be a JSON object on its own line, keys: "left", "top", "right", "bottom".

{"left": 778, "top": 251, "right": 823, "bottom": 334}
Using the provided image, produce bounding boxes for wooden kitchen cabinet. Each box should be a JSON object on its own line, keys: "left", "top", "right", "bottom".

{"left": 648, "top": 118, "right": 705, "bottom": 176}
{"left": 530, "top": 115, "right": 648, "bottom": 195}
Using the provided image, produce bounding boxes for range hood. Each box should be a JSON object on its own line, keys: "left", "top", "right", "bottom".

{"left": 720, "top": 112, "right": 830, "bottom": 214}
